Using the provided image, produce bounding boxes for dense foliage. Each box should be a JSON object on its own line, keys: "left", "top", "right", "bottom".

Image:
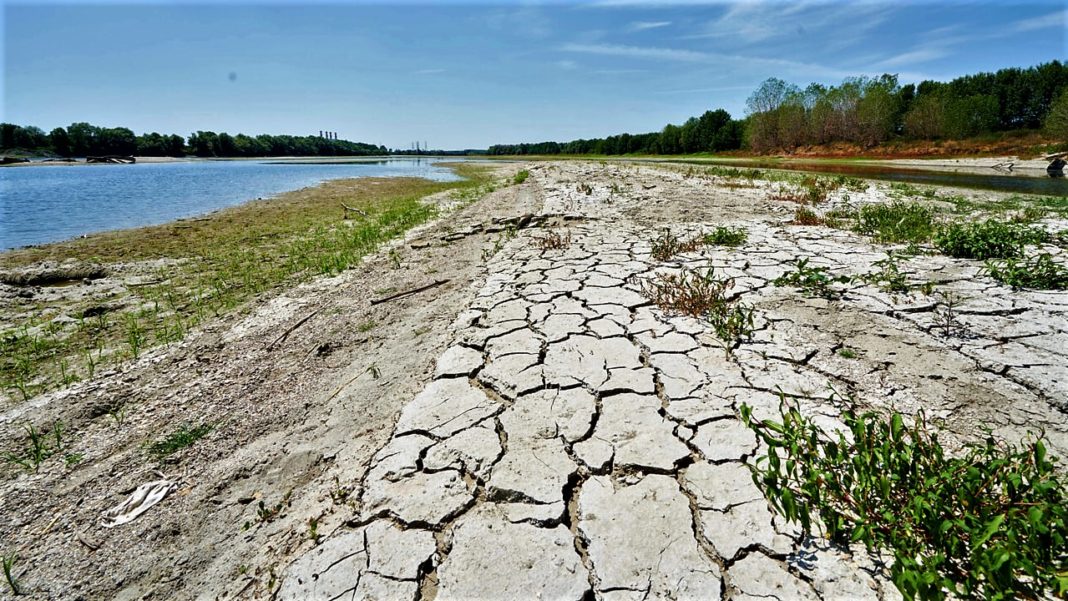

{"left": 0, "top": 122, "right": 386, "bottom": 157}
{"left": 741, "top": 398, "right": 1068, "bottom": 601}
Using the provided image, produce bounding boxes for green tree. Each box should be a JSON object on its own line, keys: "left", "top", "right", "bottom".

{"left": 50, "top": 127, "right": 72, "bottom": 156}
{"left": 1044, "top": 90, "right": 1068, "bottom": 141}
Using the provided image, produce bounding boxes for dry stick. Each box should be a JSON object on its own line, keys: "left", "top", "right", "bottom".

{"left": 266, "top": 309, "right": 322, "bottom": 350}
{"left": 369, "top": 279, "right": 449, "bottom": 306}
{"left": 341, "top": 203, "right": 369, "bottom": 218}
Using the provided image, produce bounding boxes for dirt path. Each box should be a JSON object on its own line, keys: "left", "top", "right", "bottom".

{"left": 277, "top": 163, "right": 1067, "bottom": 600}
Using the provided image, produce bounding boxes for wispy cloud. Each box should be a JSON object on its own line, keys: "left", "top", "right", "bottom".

{"left": 413, "top": 68, "right": 446, "bottom": 75}
{"left": 873, "top": 48, "right": 947, "bottom": 69}
{"left": 1010, "top": 9, "right": 1068, "bottom": 33}
{"left": 628, "top": 20, "right": 672, "bottom": 32}
{"left": 559, "top": 42, "right": 853, "bottom": 79}
{"left": 654, "top": 84, "right": 756, "bottom": 95}
{"left": 556, "top": 59, "right": 579, "bottom": 70}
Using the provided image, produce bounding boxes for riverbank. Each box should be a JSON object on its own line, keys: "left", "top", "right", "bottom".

{"left": 0, "top": 162, "right": 497, "bottom": 400}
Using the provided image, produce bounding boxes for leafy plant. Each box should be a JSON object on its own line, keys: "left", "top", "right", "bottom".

{"left": 855, "top": 202, "right": 936, "bottom": 243}
{"left": 837, "top": 347, "right": 858, "bottom": 359}
{"left": 147, "top": 423, "right": 212, "bottom": 459}
{"left": 856, "top": 252, "right": 933, "bottom": 295}
{"left": 703, "top": 226, "right": 747, "bottom": 247}
{"left": 650, "top": 229, "right": 702, "bottom": 261}
{"left": 512, "top": 169, "right": 530, "bottom": 185}
{"left": 741, "top": 397, "right": 1068, "bottom": 601}
{"left": 773, "top": 258, "right": 851, "bottom": 298}
{"left": 934, "top": 220, "right": 1047, "bottom": 260}
{"left": 641, "top": 267, "right": 754, "bottom": 355}
{"left": 985, "top": 253, "right": 1068, "bottom": 290}
{"left": 933, "top": 291, "right": 963, "bottom": 339}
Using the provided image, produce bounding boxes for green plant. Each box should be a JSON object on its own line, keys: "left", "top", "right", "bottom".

{"left": 2, "top": 551, "right": 20, "bottom": 596}
{"left": 147, "top": 423, "right": 212, "bottom": 459}
{"left": 513, "top": 169, "right": 530, "bottom": 185}
{"left": 702, "top": 226, "right": 747, "bottom": 247}
{"left": 837, "top": 347, "right": 858, "bottom": 359}
{"left": 985, "top": 253, "right": 1068, "bottom": 290}
{"left": 741, "top": 397, "right": 1068, "bottom": 601}
{"left": 934, "top": 220, "right": 1047, "bottom": 260}
{"left": 124, "top": 313, "right": 145, "bottom": 359}
{"left": 773, "top": 258, "right": 851, "bottom": 298}
{"left": 356, "top": 320, "right": 377, "bottom": 333}
{"left": 308, "top": 517, "right": 320, "bottom": 543}
{"left": 64, "top": 452, "right": 84, "bottom": 467}
{"left": 5, "top": 422, "right": 64, "bottom": 473}
{"left": 856, "top": 252, "right": 932, "bottom": 295}
{"left": 933, "top": 291, "right": 963, "bottom": 339}
{"left": 856, "top": 203, "right": 936, "bottom": 243}
{"left": 640, "top": 267, "right": 754, "bottom": 355}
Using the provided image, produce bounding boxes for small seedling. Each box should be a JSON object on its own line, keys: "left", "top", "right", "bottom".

{"left": 773, "top": 259, "right": 851, "bottom": 299}
{"left": 308, "top": 517, "right": 320, "bottom": 543}
{"left": 356, "top": 320, "right": 377, "bottom": 333}
{"left": 933, "top": 291, "right": 962, "bottom": 339}
{"left": 791, "top": 206, "right": 826, "bottom": 226}
{"left": 2, "top": 551, "right": 19, "bottom": 596}
{"left": 367, "top": 364, "right": 381, "bottom": 379}
{"left": 330, "top": 477, "right": 352, "bottom": 505}
{"left": 147, "top": 423, "right": 212, "bottom": 459}
{"left": 650, "top": 229, "right": 703, "bottom": 261}
{"left": 388, "top": 249, "right": 402, "bottom": 269}
{"left": 837, "top": 347, "right": 857, "bottom": 359}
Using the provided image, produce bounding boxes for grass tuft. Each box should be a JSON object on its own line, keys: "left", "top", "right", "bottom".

{"left": 855, "top": 202, "right": 936, "bottom": 243}
{"left": 147, "top": 423, "right": 213, "bottom": 459}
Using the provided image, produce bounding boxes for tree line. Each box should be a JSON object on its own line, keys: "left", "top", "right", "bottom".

{"left": 489, "top": 60, "right": 1068, "bottom": 156}
{"left": 0, "top": 122, "right": 386, "bottom": 157}
{"left": 747, "top": 61, "right": 1068, "bottom": 152}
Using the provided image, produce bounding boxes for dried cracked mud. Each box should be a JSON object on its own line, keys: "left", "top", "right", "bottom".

{"left": 3, "top": 161, "right": 1065, "bottom": 600}
{"left": 278, "top": 162, "right": 1067, "bottom": 601}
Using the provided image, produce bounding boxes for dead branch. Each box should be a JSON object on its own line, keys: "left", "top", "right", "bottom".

{"left": 370, "top": 279, "right": 449, "bottom": 305}
{"left": 342, "top": 204, "right": 369, "bottom": 219}
{"left": 267, "top": 308, "right": 321, "bottom": 350}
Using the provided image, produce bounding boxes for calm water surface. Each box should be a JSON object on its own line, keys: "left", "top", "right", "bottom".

{"left": 0, "top": 158, "right": 461, "bottom": 250}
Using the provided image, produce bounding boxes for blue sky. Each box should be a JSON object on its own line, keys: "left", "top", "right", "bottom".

{"left": 2, "top": 1, "right": 1065, "bottom": 149}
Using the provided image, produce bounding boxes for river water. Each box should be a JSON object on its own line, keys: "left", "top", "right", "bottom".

{"left": 0, "top": 158, "right": 461, "bottom": 250}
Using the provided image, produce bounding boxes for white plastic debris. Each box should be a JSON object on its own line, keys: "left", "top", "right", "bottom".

{"left": 101, "top": 480, "right": 177, "bottom": 528}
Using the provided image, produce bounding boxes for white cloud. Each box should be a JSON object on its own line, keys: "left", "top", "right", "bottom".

{"left": 873, "top": 48, "right": 947, "bottom": 69}
{"left": 1010, "top": 9, "right": 1068, "bottom": 33}
{"left": 561, "top": 42, "right": 709, "bottom": 62}
{"left": 556, "top": 59, "right": 579, "bottom": 70}
{"left": 628, "top": 20, "right": 672, "bottom": 31}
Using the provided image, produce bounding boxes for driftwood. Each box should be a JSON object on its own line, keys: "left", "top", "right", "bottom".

{"left": 370, "top": 279, "right": 449, "bottom": 305}
{"left": 342, "top": 204, "right": 369, "bottom": 219}
{"left": 1041, "top": 151, "right": 1068, "bottom": 161}
{"left": 267, "top": 308, "right": 322, "bottom": 350}
{"left": 87, "top": 155, "right": 136, "bottom": 164}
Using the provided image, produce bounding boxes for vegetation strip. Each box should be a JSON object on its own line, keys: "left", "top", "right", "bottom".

{"left": 0, "top": 164, "right": 495, "bottom": 401}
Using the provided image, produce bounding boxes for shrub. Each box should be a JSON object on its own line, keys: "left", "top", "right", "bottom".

{"left": 650, "top": 229, "right": 702, "bottom": 261}
{"left": 855, "top": 203, "right": 936, "bottom": 243}
{"left": 985, "top": 253, "right": 1068, "bottom": 290}
{"left": 792, "top": 206, "right": 826, "bottom": 226}
{"left": 934, "top": 220, "right": 1048, "bottom": 260}
{"left": 513, "top": 170, "right": 530, "bottom": 185}
{"left": 741, "top": 398, "right": 1068, "bottom": 601}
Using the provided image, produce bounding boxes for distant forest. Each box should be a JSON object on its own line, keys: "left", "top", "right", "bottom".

{"left": 488, "top": 60, "right": 1068, "bottom": 156}
{"left": 0, "top": 123, "right": 386, "bottom": 157}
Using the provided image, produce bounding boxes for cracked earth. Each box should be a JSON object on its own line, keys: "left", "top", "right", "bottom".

{"left": 278, "top": 162, "right": 1068, "bottom": 601}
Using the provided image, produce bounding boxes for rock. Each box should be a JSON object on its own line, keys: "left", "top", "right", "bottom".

{"left": 595, "top": 393, "right": 690, "bottom": 472}
{"left": 680, "top": 461, "right": 763, "bottom": 511}
{"left": 434, "top": 345, "right": 484, "bottom": 378}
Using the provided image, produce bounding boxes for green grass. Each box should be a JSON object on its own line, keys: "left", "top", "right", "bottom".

{"left": 773, "top": 259, "right": 851, "bottom": 298}
{"left": 0, "top": 164, "right": 498, "bottom": 402}
{"left": 837, "top": 347, "right": 858, "bottom": 359}
{"left": 147, "top": 424, "right": 213, "bottom": 459}
{"left": 513, "top": 169, "right": 530, "bottom": 184}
